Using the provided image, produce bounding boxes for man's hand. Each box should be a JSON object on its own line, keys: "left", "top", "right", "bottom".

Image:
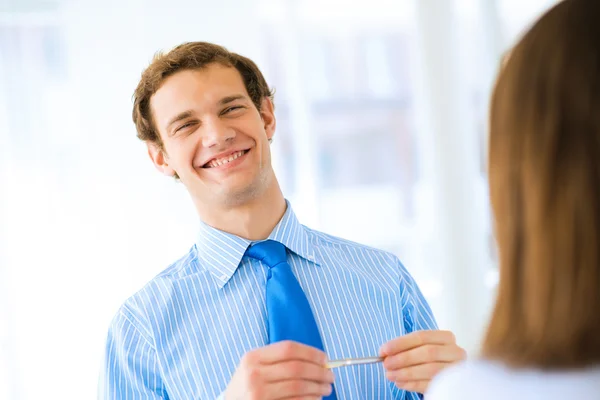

{"left": 379, "top": 330, "right": 466, "bottom": 394}
{"left": 224, "top": 340, "right": 335, "bottom": 400}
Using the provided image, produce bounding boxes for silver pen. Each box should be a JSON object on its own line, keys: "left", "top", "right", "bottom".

{"left": 325, "top": 356, "right": 384, "bottom": 369}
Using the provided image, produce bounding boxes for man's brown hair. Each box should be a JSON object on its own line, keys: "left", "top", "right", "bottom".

{"left": 483, "top": 0, "right": 600, "bottom": 369}
{"left": 132, "top": 42, "right": 274, "bottom": 150}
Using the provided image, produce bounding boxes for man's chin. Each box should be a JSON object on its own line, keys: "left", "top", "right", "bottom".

{"left": 189, "top": 171, "right": 272, "bottom": 209}
{"left": 218, "top": 188, "right": 262, "bottom": 208}
{"left": 193, "top": 183, "right": 263, "bottom": 210}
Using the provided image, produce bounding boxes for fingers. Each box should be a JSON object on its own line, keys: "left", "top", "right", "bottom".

{"left": 392, "top": 380, "right": 429, "bottom": 394}
{"left": 379, "top": 330, "right": 467, "bottom": 395}
{"left": 248, "top": 379, "right": 332, "bottom": 400}
{"left": 250, "top": 340, "right": 327, "bottom": 366}
{"left": 257, "top": 360, "right": 335, "bottom": 384}
{"left": 230, "top": 341, "right": 335, "bottom": 400}
{"left": 279, "top": 397, "right": 324, "bottom": 400}
{"left": 379, "top": 330, "right": 456, "bottom": 356}
{"left": 383, "top": 344, "right": 466, "bottom": 370}
{"left": 265, "top": 381, "right": 332, "bottom": 400}
{"left": 386, "top": 361, "right": 451, "bottom": 382}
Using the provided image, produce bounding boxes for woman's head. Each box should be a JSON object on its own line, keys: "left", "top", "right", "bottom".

{"left": 483, "top": 0, "right": 600, "bottom": 368}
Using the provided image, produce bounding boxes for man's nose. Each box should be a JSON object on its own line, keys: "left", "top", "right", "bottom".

{"left": 201, "top": 118, "right": 236, "bottom": 148}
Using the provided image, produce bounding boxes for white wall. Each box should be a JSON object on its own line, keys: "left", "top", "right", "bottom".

{"left": 0, "top": 0, "right": 556, "bottom": 398}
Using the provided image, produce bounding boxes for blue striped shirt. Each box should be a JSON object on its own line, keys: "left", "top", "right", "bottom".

{"left": 102, "top": 202, "right": 437, "bottom": 399}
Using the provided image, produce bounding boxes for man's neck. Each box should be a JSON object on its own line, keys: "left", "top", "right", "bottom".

{"left": 196, "top": 184, "right": 287, "bottom": 241}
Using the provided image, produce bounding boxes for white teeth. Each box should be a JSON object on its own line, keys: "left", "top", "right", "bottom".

{"left": 208, "top": 150, "right": 245, "bottom": 168}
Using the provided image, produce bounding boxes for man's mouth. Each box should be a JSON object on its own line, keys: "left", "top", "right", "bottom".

{"left": 202, "top": 149, "right": 249, "bottom": 168}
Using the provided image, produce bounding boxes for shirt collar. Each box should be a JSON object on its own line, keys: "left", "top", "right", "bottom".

{"left": 194, "top": 200, "right": 318, "bottom": 289}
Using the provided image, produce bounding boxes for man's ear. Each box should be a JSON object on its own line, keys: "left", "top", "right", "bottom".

{"left": 260, "top": 97, "right": 276, "bottom": 141}
{"left": 147, "top": 142, "right": 176, "bottom": 177}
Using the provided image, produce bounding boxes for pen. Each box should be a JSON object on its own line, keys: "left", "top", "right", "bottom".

{"left": 325, "top": 356, "right": 384, "bottom": 369}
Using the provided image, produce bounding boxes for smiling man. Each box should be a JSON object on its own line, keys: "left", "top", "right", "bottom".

{"left": 101, "top": 42, "right": 466, "bottom": 400}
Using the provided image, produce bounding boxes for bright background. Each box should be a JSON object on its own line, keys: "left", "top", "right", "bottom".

{"left": 0, "top": 0, "right": 557, "bottom": 398}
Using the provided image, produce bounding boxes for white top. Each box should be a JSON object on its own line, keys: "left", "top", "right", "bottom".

{"left": 425, "top": 359, "right": 600, "bottom": 400}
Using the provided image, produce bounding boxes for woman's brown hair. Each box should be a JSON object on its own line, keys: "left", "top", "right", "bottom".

{"left": 483, "top": 0, "right": 600, "bottom": 369}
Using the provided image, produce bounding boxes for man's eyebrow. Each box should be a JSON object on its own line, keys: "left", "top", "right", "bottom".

{"left": 218, "top": 94, "right": 247, "bottom": 105}
{"left": 166, "top": 110, "right": 195, "bottom": 131}
{"left": 164, "top": 95, "right": 248, "bottom": 131}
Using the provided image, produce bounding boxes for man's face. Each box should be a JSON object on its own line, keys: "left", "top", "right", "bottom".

{"left": 148, "top": 63, "right": 276, "bottom": 210}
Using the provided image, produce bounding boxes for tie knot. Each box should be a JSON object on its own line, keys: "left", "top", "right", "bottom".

{"left": 245, "top": 240, "right": 287, "bottom": 268}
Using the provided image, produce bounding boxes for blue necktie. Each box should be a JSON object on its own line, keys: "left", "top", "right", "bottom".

{"left": 245, "top": 240, "right": 337, "bottom": 400}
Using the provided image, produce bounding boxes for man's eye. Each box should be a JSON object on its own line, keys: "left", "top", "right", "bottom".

{"left": 223, "top": 106, "right": 244, "bottom": 114}
{"left": 176, "top": 122, "right": 195, "bottom": 132}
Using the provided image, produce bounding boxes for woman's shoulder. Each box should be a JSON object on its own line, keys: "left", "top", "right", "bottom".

{"left": 425, "top": 359, "right": 600, "bottom": 400}
{"left": 425, "top": 359, "right": 501, "bottom": 399}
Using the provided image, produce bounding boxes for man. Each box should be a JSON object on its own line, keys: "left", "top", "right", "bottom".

{"left": 102, "top": 42, "right": 466, "bottom": 400}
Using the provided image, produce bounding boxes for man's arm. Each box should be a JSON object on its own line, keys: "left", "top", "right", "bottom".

{"left": 380, "top": 257, "right": 466, "bottom": 399}
{"left": 101, "top": 308, "right": 332, "bottom": 400}
{"left": 100, "top": 306, "right": 168, "bottom": 400}
{"left": 397, "top": 258, "right": 437, "bottom": 400}
{"left": 397, "top": 258, "right": 438, "bottom": 334}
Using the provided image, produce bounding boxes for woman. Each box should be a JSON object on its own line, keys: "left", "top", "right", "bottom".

{"left": 426, "top": 0, "right": 600, "bottom": 398}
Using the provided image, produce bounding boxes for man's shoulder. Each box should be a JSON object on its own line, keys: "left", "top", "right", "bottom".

{"left": 303, "top": 225, "right": 400, "bottom": 263}
{"left": 119, "top": 245, "right": 198, "bottom": 314}
{"left": 153, "top": 245, "right": 199, "bottom": 280}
